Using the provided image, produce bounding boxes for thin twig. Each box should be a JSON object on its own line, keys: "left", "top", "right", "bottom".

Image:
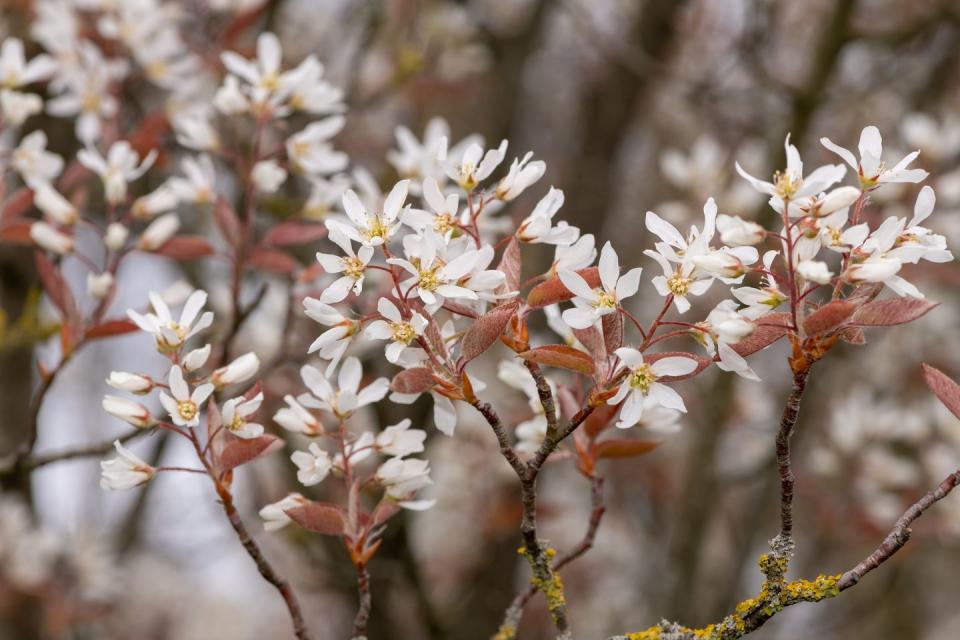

{"left": 352, "top": 563, "right": 372, "bottom": 639}
{"left": 24, "top": 428, "right": 147, "bottom": 471}
{"left": 771, "top": 370, "right": 808, "bottom": 556}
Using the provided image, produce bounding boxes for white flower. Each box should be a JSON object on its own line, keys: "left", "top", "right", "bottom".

{"left": 158, "top": 365, "right": 214, "bottom": 428}
{"left": 87, "top": 272, "right": 115, "bottom": 300}
{"left": 559, "top": 241, "right": 642, "bottom": 329}
{"left": 388, "top": 231, "right": 481, "bottom": 305}
{"left": 169, "top": 155, "right": 216, "bottom": 205}
{"left": 551, "top": 233, "right": 596, "bottom": 275}
{"left": 316, "top": 227, "right": 374, "bottom": 303}
{"left": 821, "top": 125, "right": 929, "bottom": 189}
{"left": 286, "top": 117, "right": 348, "bottom": 175}
{"left": 172, "top": 108, "right": 220, "bottom": 151}
{"left": 736, "top": 134, "right": 846, "bottom": 206}
{"left": 29, "top": 221, "right": 73, "bottom": 254}
{"left": 106, "top": 372, "right": 153, "bottom": 394}
{"left": 403, "top": 176, "right": 460, "bottom": 237}
{"left": 0, "top": 89, "right": 42, "bottom": 126}
{"left": 716, "top": 214, "right": 764, "bottom": 246}
{"left": 137, "top": 213, "right": 180, "bottom": 251}
{"left": 645, "top": 199, "right": 718, "bottom": 263}
{"left": 332, "top": 431, "right": 376, "bottom": 472}
{"left": 78, "top": 141, "right": 157, "bottom": 205}
{"left": 132, "top": 185, "right": 178, "bottom": 220}
{"left": 213, "top": 74, "right": 250, "bottom": 115}
{"left": 251, "top": 159, "right": 287, "bottom": 192}
{"left": 221, "top": 32, "right": 286, "bottom": 95}
{"left": 104, "top": 223, "right": 129, "bottom": 251}
{"left": 791, "top": 186, "right": 861, "bottom": 219}
{"left": 328, "top": 180, "right": 409, "bottom": 247}
{"left": 645, "top": 250, "right": 712, "bottom": 314}
{"left": 298, "top": 357, "right": 389, "bottom": 418}
{"left": 259, "top": 493, "right": 308, "bottom": 532}
{"left": 211, "top": 352, "right": 260, "bottom": 388}
{"left": 733, "top": 252, "right": 787, "bottom": 320}
{"left": 223, "top": 393, "right": 265, "bottom": 439}
{"left": 100, "top": 441, "right": 154, "bottom": 491}
{"left": 610, "top": 348, "right": 698, "bottom": 428}
{"left": 102, "top": 396, "right": 155, "bottom": 429}
{"left": 128, "top": 289, "right": 213, "bottom": 351}
{"left": 886, "top": 186, "right": 953, "bottom": 265}
{"left": 796, "top": 260, "right": 833, "bottom": 285}
{"left": 391, "top": 387, "right": 460, "bottom": 437}
{"left": 284, "top": 55, "right": 344, "bottom": 114}
{"left": 183, "top": 344, "right": 212, "bottom": 372}
{"left": 388, "top": 117, "right": 479, "bottom": 185}
{"left": 691, "top": 247, "right": 758, "bottom": 280}
{"left": 496, "top": 151, "right": 546, "bottom": 200}
{"left": 696, "top": 300, "right": 758, "bottom": 380}
{"left": 12, "top": 131, "right": 63, "bottom": 186}
{"left": 365, "top": 298, "right": 428, "bottom": 363}
{"left": 444, "top": 139, "right": 508, "bottom": 191}
{"left": 375, "top": 419, "right": 426, "bottom": 458}
{"left": 0, "top": 38, "right": 57, "bottom": 88}
{"left": 34, "top": 184, "right": 77, "bottom": 225}
{"left": 376, "top": 457, "right": 434, "bottom": 509}
{"left": 517, "top": 187, "right": 579, "bottom": 245}
{"left": 303, "top": 298, "right": 356, "bottom": 355}
{"left": 273, "top": 395, "right": 323, "bottom": 436}
{"left": 291, "top": 443, "right": 332, "bottom": 486}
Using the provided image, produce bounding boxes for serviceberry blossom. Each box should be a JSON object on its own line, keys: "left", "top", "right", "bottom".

{"left": 297, "top": 358, "right": 389, "bottom": 419}
{"left": 517, "top": 187, "right": 579, "bottom": 245}
{"left": 273, "top": 396, "right": 323, "bottom": 437}
{"left": 329, "top": 180, "right": 410, "bottom": 247}
{"left": 158, "top": 366, "right": 214, "bottom": 428}
{"left": 101, "top": 396, "right": 155, "bottom": 429}
{"left": 106, "top": 372, "right": 153, "bottom": 395}
{"left": 127, "top": 290, "right": 213, "bottom": 352}
{"left": 444, "top": 139, "right": 508, "bottom": 191}
{"left": 736, "top": 134, "right": 846, "bottom": 208}
{"left": 99, "top": 441, "right": 154, "bottom": 491}
{"left": 550, "top": 233, "right": 597, "bottom": 275}
{"left": 303, "top": 298, "right": 357, "bottom": 359}
{"left": 610, "top": 348, "right": 698, "bottom": 428}
{"left": 291, "top": 443, "right": 333, "bottom": 486}
{"left": 388, "top": 117, "right": 480, "bottom": 186}
{"left": 77, "top": 141, "right": 157, "bottom": 205}
{"left": 559, "top": 241, "right": 642, "bottom": 329}
{"left": 376, "top": 458, "right": 434, "bottom": 510}
{"left": 316, "top": 228, "right": 374, "bottom": 303}
{"left": 821, "top": 125, "right": 929, "bottom": 189}
{"left": 259, "top": 494, "right": 309, "bottom": 532}
{"left": 211, "top": 352, "right": 260, "bottom": 388}
{"left": 223, "top": 393, "right": 265, "bottom": 439}
{"left": 496, "top": 151, "right": 546, "bottom": 201}
{"left": 375, "top": 419, "right": 427, "bottom": 458}
{"left": 12, "top": 131, "right": 63, "bottom": 186}
{"left": 364, "top": 298, "right": 428, "bottom": 363}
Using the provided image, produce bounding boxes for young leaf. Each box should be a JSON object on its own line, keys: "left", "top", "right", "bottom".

{"left": 802, "top": 300, "right": 856, "bottom": 336}
{"left": 217, "top": 434, "right": 284, "bottom": 473}
{"left": 85, "top": 319, "right": 139, "bottom": 340}
{"left": 519, "top": 345, "right": 595, "bottom": 375}
{"left": 213, "top": 196, "right": 241, "bottom": 245}
{"left": 583, "top": 401, "right": 621, "bottom": 439}
{"left": 602, "top": 311, "right": 624, "bottom": 353}
{"left": 262, "top": 221, "right": 328, "bottom": 247}
{"left": 731, "top": 312, "right": 791, "bottom": 357}
{"left": 526, "top": 267, "right": 602, "bottom": 308}
{"left": 922, "top": 364, "right": 960, "bottom": 421}
{"left": 459, "top": 300, "right": 519, "bottom": 367}
{"left": 390, "top": 367, "right": 435, "bottom": 394}
{"left": 497, "top": 236, "right": 521, "bottom": 295}
{"left": 247, "top": 247, "right": 299, "bottom": 273}
{"left": 852, "top": 298, "right": 938, "bottom": 327}
{"left": 592, "top": 438, "right": 661, "bottom": 459}
{"left": 285, "top": 502, "right": 346, "bottom": 536}
{"left": 153, "top": 235, "right": 215, "bottom": 260}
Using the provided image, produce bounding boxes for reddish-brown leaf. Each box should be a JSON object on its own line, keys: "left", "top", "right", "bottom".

{"left": 602, "top": 311, "right": 623, "bottom": 353}
{"left": 262, "top": 221, "right": 328, "bottom": 247}
{"left": 213, "top": 196, "right": 241, "bottom": 245}
{"left": 852, "top": 298, "right": 939, "bottom": 327}
{"left": 802, "top": 300, "right": 857, "bottom": 336}
{"left": 526, "top": 267, "right": 602, "bottom": 309}
{"left": 592, "top": 438, "right": 661, "bottom": 459}
{"left": 217, "top": 434, "right": 284, "bottom": 473}
{"left": 1, "top": 187, "right": 34, "bottom": 220}
{"left": 390, "top": 367, "right": 435, "bottom": 394}
{"left": 459, "top": 300, "right": 520, "bottom": 366}
{"left": 518, "top": 345, "right": 595, "bottom": 375}
{"left": 247, "top": 247, "right": 299, "bottom": 273}
{"left": 922, "top": 364, "right": 960, "bottom": 421}
{"left": 0, "top": 220, "right": 34, "bottom": 245}
{"left": 153, "top": 235, "right": 215, "bottom": 260}
{"left": 572, "top": 326, "right": 605, "bottom": 361}
{"left": 840, "top": 326, "right": 866, "bottom": 345}
{"left": 285, "top": 502, "right": 346, "bottom": 536}
{"left": 583, "top": 401, "right": 621, "bottom": 439}
{"left": 731, "top": 312, "right": 792, "bottom": 357}
{"left": 644, "top": 351, "right": 712, "bottom": 382}
{"left": 85, "top": 319, "right": 139, "bottom": 340}
{"left": 497, "top": 236, "right": 521, "bottom": 294}
{"left": 441, "top": 301, "right": 479, "bottom": 319}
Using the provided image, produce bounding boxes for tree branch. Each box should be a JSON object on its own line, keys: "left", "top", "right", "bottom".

{"left": 771, "top": 370, "right": 808, "bottom": 557}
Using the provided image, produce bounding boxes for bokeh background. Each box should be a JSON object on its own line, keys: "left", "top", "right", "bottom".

{"left": 3, "top": 0, "right": 960, "bottom": 638}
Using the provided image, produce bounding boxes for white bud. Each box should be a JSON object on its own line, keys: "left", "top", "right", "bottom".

{"left": 796, "top": 260, "right": 833, "bottom": 284}
{"left": 34, "top": 184, "right": 77, "bottom": 225}
{"left": 100, "top": 440, "right": 155, "bottom": 490}
{"left": 132, "top": 185, "right": 178, "bottom": 219}
{"left": 106, "top": 371, "right": 153, "bottom": 394}
{"left": 716, "top": 214, "right": 764, "bottom": 246}
{"left": 212, "top": 352, "right": 260, "bottom": 387}
{"left": 87, "top": 272, "right": 114, "bottom": 300}
{"left": 251, "top": 160, "right": 287, "bottom": 193}
{"left": 29, "top": 221, "right": 73, "bottom": 254}
{"left": 817, "top": 186, "right": 861, "bottom": 217}
{"left": 137, "top": 213, "right": 180, "bottom": 250}
{"left": 846, "top": 257, "right": 901, "bottom": 283}
{"left": 183, "top": 344, "right": 212, "bottom": 372}
{"left": 692, "top": 251, "right": 747, "bottom": 279}
{"left": 102, "top": 395, "right": 155, "bottom": 428}
{"left": 104, "top": 222, "right": 129, "bottom": 251}
{"left": 0, "top": 89, "right": 42, "bottom": 126}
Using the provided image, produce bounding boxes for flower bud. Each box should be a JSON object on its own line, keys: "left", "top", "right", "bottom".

{"left": 137, "top": 213, "right": 180, "bottom": 251}
{"left": 87, "top": 272, "right": 115, "bottom": 300}
{"left": 104, "top": 222, "right": 129, "bottom": 251}
{"left": 211, "top": 352, "right": 260, "bottom": 387}
{"left": 102, "top": 395, "right": 155, "bottom": 428}
{"left": 132, "top": 184, "right": 177, "bottom": 220}
{"left": 716, "top": 214, "right": 764, "bottom": 246}
{"left": 796, "top": 260, "right": 833, "bottom": 284}
{"left": 183, "top": 344, "right": 212, "bottom": 372}
{"left": 30, "top": 221, "right": 74, "bottom": 254}
{"left": 251, "top": 160, "right": 287, "bottom": 193}
{"left": 106, "top": 371, "right": 153, "bottom": 394}
{"left": 692, "top": 250, "right": 747, "bottom": 279}
{"left": 34, "top": 184, "right": 77, "bottom": 225}
{"left": 100, "top": 440, "right": 155, "bottom": 490}
{"left": 846, "top": 257, "right": 901, "bottom": 283}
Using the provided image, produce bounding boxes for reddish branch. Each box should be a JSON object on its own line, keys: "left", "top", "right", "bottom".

{"left": 352, "top": 563, "right": 372, "bottom": 639}
{"left": 772, "top": 370, "right": 808, "bottom": 554}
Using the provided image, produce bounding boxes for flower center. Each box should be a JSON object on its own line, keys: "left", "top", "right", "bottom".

{"left": 628, "top": 363, "right": 657, "bottom": 393}
{"left": 593, "top": 289, "right": 617, "bottom": 309}
{"left": 417, "top": 262, "right": 444, "bottom": 292}
{"left": 364, "top": 215, "right": 391, "bottom": 242}
{"left": 177, "top": 400, "right": 198, "bottom": 421}
{"left": 229, "top": 413, "right": 246, "bottom": 431}
{"left": 827, "top": 227, "right": 843, "bottom": 246}
{"left": 433, "top": 213, "right": 456, "bottom": 234}
{"left": 773, "top": 170, "right": 801, "bottom": 199}
{"left": 667, "top": 273, "right": 691, "bottom": 297}
{"left": 344, "top": 256, "right": 366, "bottom": 280}
{"left": 390, "top": 321, "right": 416, "bottom": 345}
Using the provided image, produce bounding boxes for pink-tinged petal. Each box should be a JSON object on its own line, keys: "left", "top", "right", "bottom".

{"left": 616, "top": 390, "right": 644, "bottom": 428}
{"left": 557, "top": 269, "right": 597, "bottom": 301}
{"left": 382, "top": 180, "right": 410, "bottom": 221}
{"left": 168, "top": 365, "right": 189, "bottom": 400}
{"left": 616, "top": 267, "right": 643, "bottom": 300}
{"left": 598, "top": 242, "right": 619, "bottom": 292}
{"left": 651, "top": 356, "right": 698, "bottom": 377}
{"left": 338, "top": 357, "right": 362, "bottom": 393}
{"left": 645, "top": 211, "right": 685, "bottom": 247}
{"left": 319, "top": 276, "right": 353, "bottom": 303}
{"left": 649, "top": 382, "right": 687, "bottom": 412}
{"left": 562, "top": 307, "right": 597, "bottom": 330}
{"left": 377, "top": 297, "right": 401, "bottom": 322}
{"left": 614, "top": 347, "right": 644, "bottom": 368}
